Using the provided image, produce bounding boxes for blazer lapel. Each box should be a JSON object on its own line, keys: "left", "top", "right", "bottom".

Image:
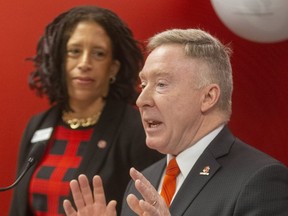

{"left": 170, "top": 126, "right": 235, "bottom": 215}
{"left": 18, "top": 106, "right": 61, "bottom": 214}
{"left": 21, "top": 105, "right": 61, "bottom": 183}
{"left": 74, "top": 99, "right": 126, "bottom": 181}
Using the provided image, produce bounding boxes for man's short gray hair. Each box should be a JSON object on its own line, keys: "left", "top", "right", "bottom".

{"left": 148, "top": 29, "right": 233, "bottom": 118}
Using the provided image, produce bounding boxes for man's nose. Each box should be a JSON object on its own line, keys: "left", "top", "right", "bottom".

{"left": 136, "top": 86, "right": 154, "bottom": 108}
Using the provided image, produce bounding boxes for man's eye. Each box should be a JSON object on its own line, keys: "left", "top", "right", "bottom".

{"left": 139, "top": 83, "right": 146, "bottom": 89}
{"left": 157, "top": 82, "right": 166, "bottom": 88}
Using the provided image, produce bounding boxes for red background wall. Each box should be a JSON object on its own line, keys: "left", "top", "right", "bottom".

{"left": 0, "top": 0, "right": 287, "bottom": 214}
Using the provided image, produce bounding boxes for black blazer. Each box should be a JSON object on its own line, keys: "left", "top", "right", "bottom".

{"left": 9, "top": 99, "right": 163, "bottom": 216}
{"left": 121, "top": 126, "right": 288, "bottom": 215}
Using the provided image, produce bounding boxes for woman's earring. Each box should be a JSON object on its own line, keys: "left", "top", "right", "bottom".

{"left": 110, "top": 76, "right": 116, "bottom": 84}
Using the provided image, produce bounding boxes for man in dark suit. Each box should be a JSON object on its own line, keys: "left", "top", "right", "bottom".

{"left": 63, "top": 28, "right": 288, "bottom": 216}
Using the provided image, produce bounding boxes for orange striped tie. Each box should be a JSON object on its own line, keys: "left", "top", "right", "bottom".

{"left": 160, "top": 158, "right": 180, "bottom": 206}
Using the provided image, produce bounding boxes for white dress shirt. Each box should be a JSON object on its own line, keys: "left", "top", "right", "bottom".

{"left": 158, "top": 125, "right": 224, "bottom": 203}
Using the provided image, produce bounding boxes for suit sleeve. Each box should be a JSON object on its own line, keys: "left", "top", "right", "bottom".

{"left": 234, "top": 163, "right": 288, "bottom": 215}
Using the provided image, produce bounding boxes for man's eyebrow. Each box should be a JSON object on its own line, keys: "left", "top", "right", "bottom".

{"left": 139, "top": 70, "right": 172, "bottom": 79}
{"left": 139, "top": 71, "right": 144, "bottom": 78}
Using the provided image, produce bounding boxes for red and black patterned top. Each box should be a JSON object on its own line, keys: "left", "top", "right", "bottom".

{"left": 29, "top": 124, "right": 93, "bottom": 216}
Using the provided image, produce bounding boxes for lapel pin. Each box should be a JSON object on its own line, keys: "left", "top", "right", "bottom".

{"left": 199, "top": 166, "right": 210, "bottom": 175}
{"left": 97, "top": 140, "right": 107, "bottom": 149}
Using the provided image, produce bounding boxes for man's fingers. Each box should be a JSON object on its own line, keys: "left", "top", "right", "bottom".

{"left": 130, "top": 168, "right": 155, "bottom": 190}
{"left": 130, "top": 167, "right": 145, "bottom": 182}
{"left": 92, "top": 175, "right": 107, "bottom": 205}
{"left": 134, "top": 179, "right": 159, "bottom": 206}
{"left": 70, "top": 179, "right": 85, "bottom": 210}
{"left": 130, "top": 168, "right": 159, "bottom": 204}
{"left": 63, "top": 199, "right": 77, "bottom": 216}
{"left": 129, "top": 168, "right": 171, "bottom": 216}
{"left": 78, "top": 174, "right": 94, "bottom": 206}
{"left": 127, "top": 193, "right": 144, "bottom": 215}
{"left": 107, "top": 200, "right": 118, "bottom": 216}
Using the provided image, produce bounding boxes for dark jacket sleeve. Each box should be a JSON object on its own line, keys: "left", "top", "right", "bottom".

{"left": 9, "top": 107, "right": 58, "bottom": 216}
{"left": 234, "top": 163, "right": 288, "bottom": 215}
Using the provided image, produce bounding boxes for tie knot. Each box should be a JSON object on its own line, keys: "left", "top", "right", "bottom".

{"left": 166, "top": 158, "right": 180, "bottom": 176}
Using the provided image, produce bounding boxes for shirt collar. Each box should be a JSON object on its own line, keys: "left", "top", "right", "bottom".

{"left": 167, "top": 124, "right": 224, "bottom": 178}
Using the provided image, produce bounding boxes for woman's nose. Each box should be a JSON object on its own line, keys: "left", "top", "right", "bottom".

{"left": 78, "top": 52, "right": 92, "bottom": 71}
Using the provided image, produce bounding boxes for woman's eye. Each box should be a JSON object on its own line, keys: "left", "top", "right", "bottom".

{"left": 92, "top": 50, "right": 106, "bottom": 59}
{"left": 67, "top": 49, "right": 80, "bottom": 56}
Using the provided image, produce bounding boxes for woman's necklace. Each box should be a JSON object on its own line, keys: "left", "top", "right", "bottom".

{"left": 62, "top": 111, "right": 102, "bottom": 129}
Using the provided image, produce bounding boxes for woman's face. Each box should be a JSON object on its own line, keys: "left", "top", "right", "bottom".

{"left": 65, "top": 21, "right": 120, "bottom": 105}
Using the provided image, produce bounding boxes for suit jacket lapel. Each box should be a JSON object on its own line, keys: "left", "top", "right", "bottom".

{"left": 170, "top": 126, "right": 235, "bottom": 215}
{"left": 170, "top": 151, "right": 221, "bottom": 215}
{"left": 148, "top": 158, "right": 167, "bottom": 187}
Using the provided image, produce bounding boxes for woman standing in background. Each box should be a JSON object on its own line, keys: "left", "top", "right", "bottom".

{"left": 9, "top": 5, "right": 162, "bottom": 216}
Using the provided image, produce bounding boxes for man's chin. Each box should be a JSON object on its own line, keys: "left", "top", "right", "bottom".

{"left": 146, "top": 138, "right": 167, "bottom": 153}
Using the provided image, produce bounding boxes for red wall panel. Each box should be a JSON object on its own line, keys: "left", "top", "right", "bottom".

{"left": 0, "top": 0, "right": 287, "bottom": 214}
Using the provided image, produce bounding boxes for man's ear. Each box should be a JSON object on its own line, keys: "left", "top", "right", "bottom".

{"left": 201, "top": 84, "right": 220, "bottom": 112}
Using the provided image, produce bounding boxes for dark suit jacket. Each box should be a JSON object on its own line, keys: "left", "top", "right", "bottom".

{"left": 9, "top": 99, "right": 163, "bottom": 216}
{"left": 121, "top": 126, "right": 288, "bottom": 215}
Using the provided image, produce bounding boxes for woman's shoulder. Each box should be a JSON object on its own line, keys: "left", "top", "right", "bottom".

{"left": 27, "top": 105, "right": 61, "bottom": 126}
{"left": 122, "top": 103, "right": 142, "bottom": 122}
{"left": 106, "top": 99, "right": 140, "bottom": 116}
{"left": 105, "top": 99, "right": 142, "bottom": 127}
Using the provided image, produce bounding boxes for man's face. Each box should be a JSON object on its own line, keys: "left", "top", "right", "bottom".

{"left": 137, "top": 44, "right": 206, "bottom": 155}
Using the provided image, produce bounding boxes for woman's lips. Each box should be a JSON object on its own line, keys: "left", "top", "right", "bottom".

{"left": 73, "top": 77, "right": 94, "bottom": 84}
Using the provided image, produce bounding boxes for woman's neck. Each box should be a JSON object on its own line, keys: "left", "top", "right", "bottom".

{"left": 66, "top": 97, "right": 106, "bottom": 118}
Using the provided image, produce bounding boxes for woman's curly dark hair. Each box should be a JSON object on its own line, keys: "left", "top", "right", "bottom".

{"left": 29, "top": 5, "right": 144, "bottom": 111}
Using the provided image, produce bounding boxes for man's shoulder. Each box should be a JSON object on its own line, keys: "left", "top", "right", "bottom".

{"left": 233, "top": 137, "right": 285, "bottom": 167}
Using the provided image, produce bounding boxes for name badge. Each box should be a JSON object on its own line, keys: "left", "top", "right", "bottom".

{"left": 31, "top": 127, "right": 53, "bottom": 143}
